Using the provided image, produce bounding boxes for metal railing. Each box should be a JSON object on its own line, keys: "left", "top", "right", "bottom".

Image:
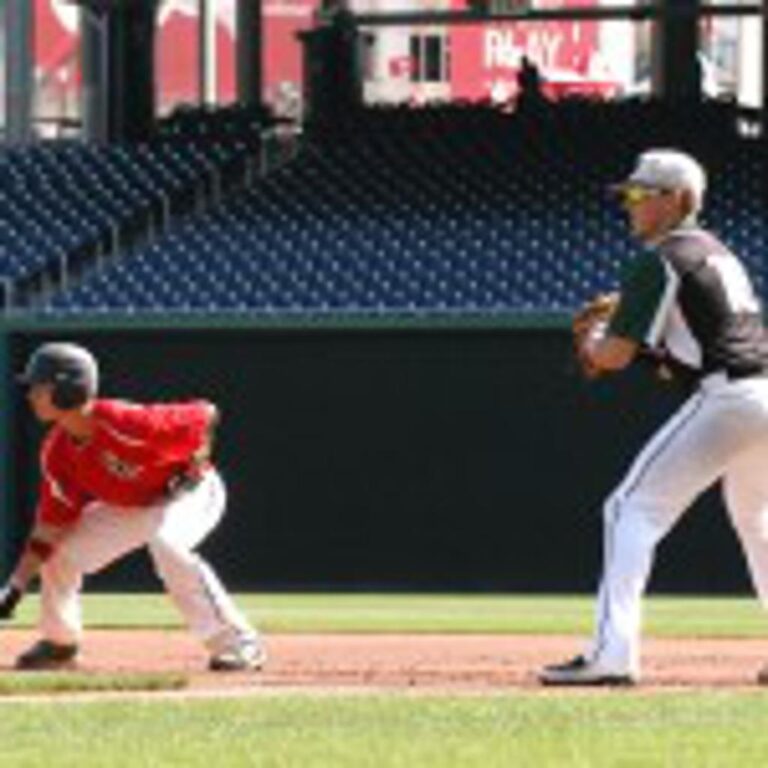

{"left": 257, "top": 122, "right": 303, "bottom": 179}
{"left": 0, "top": 119, "right": 302, "bottom": 314}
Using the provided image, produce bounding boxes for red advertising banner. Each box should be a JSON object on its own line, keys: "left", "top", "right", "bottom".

{"left": 33, "top": 0, "right": 319, "bottom": 111}
{"left": 450, "top": 0, "right": 619, "bottom": 101}
{"left": 35, "top": 0, "right": 81, "bottom": 85}
{"left": 263, "top": 0, "right": 318, "bottom": 107}
{"left": 33, "top": 0, "right": 620, "bottom": 114}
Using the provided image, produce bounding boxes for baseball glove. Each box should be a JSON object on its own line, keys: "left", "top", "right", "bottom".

{"left": 572, "top": 292, "right": 620, "bottom": 379}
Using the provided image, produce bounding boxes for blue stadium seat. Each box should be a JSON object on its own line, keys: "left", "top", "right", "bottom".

{"left": 34, "top": 101, "right": 767, "bottom": 317}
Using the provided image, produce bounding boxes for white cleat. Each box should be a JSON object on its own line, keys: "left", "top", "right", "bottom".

{"left": 208, "top": 640, "right": 267, "bottom": 672}
{"left": 539, "top": 655, "right": 637, "bottom": 687}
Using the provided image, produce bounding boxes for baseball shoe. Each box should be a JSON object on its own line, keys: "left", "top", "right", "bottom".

{"left": 208, "top": 640, "right": 266, "bottom": 672}
{"left": 539, "top": 655, "right": 636, "bottom": 687}
{"left": 15, "top": 640, "right": 80, "bottom": 671}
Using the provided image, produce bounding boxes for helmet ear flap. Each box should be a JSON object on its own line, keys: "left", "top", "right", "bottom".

{"left": 50, "top": 374, "right": 88, "bottom": 410}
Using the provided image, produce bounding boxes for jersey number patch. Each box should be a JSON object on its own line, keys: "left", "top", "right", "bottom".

{"left": 100, "top": 451, "right": 141, "bottom": 480}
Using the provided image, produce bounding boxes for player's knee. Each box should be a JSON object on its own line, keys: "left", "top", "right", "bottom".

{"left": 40, "top": 547, "right": 83, "bottom": 583}
{"left": 602, "top": 491, "right": 625, "bottom": 525}
{"left": 148, "top": 539, "right": 197, "bottom": 581}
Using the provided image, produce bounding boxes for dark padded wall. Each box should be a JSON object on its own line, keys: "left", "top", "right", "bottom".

{"left": 10, "top": 328, "right": 752, "bottom": 593}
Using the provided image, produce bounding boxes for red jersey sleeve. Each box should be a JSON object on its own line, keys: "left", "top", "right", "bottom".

{"left": 95, "top": 400, "right": 216, "bottom": 464}
{"left": 36, "top": 430, "right": 90, "bottom": 527}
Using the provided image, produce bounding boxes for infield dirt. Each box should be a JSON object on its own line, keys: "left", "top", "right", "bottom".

{"left": 1, "top": 630, "right": 767, "bottom": 695}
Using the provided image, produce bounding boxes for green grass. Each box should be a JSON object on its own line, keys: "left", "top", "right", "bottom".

{"left": 10, "top": 592, "right": 768, "bottom": 637}
{"left": 2, "top": 693, "right": 768, "bottom": 767}
{"left": 0, "top": 672, "right": 186, "bottom": 697}
{"left": 3, "top": 594, "right": 768, "bottom": 766}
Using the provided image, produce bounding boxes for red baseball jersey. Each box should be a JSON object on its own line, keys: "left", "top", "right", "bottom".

{"left": 37, "top": 399, "right": 215, "bottom": 527}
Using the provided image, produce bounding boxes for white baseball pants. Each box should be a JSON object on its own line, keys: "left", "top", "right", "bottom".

{"left": 589, "top": 373, "right": 768, "bottom": 676}
{"left": 38, "top": 469, "right": 256, "bottom": 654}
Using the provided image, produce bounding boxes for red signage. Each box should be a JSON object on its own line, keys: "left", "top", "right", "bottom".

{"left": 34, "top": 0, "right": 318, "bottom": 111}
{"left": 33, "top": 0, "right": 619, "bottom": 114}
{"left": 450, "top": 0, "right": 618, "bottom": 101}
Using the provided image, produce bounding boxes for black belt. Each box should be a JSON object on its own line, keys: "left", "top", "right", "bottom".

{"left": 727, "top": 368, "right": 766, "bottom": 381}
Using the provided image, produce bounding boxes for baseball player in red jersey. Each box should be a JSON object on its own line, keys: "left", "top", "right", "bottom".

{"left": 0, "top": 342, "right": 263, "bottom": 671}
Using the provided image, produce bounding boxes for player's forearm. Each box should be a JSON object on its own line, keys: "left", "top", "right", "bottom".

{"left": 0, "top": 539, "right": 48, "bottom": 620}
{"left": 8, "top": 525, "right": 66, "bottom": 592}
{"left": 0, "top": 526, "right": 64, "bottom": 620}
{"left": 9, "top": 549, "right": 46, "bottom": 593}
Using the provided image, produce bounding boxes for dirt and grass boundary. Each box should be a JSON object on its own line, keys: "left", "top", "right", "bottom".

{"left": 1, "top": 629, "right": 767, "bottom": 700}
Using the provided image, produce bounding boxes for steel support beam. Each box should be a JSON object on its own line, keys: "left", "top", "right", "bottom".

{"left": 4, "top": 0, "right": 34, "bottom": 143}
{"left": 763, "top": 0, "right": 767, "bottom": 138}
{"left": 353, "top": 3, "right": 759, "bottom": 28}
{"left": 237, "top": 0, "right": 263, "bottom": 106}
{"left": 652, "top": 0, "right": 702, "bottom": 103}
{"left": 81, "top": 6, "right": 110, "bottom": 142}
{"left": 200, "top": 0, "right": 218, "bottom": 105}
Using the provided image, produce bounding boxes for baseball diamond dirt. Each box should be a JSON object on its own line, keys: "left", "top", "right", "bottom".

{"left": 1, "top": 630, "right": 767, "bottom": 697}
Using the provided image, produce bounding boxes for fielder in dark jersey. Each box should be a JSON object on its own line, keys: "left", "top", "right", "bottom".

{"left": 540, "top": 149, "right": 768, "bottom": 686}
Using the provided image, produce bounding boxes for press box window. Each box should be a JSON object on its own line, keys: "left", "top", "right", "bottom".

{"left": 409, "top": 34, "right": 449, "bottom": 83}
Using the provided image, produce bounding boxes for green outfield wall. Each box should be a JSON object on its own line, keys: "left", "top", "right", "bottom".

{"left": 0, "top": 316, "right": 751, "bottom": 593}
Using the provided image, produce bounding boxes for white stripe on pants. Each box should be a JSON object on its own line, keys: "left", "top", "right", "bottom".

{"left": 589, "top": 375, "right": 768, "bottom": 675}
{"left": 38, "top": 470, "right": 255, "bottom": 650}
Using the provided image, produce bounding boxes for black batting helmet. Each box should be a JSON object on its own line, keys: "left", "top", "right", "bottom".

{"left": 19, "top": 342, "right": 99, "bottom": 410}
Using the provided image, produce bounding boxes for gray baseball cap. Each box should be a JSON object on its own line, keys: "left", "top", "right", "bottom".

{"left": 18, "top": 342, "right": 99, "bottom": 397}
{"left": 613, "top": 149, "right": 707, "bottom": 205}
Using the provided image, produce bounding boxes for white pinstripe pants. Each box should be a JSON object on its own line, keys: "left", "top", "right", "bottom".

{"left": 589, "top": 374, "right": 768, "bottom": 675}
{"left": 38, "top": 469, "right": 255, "bottom": 653}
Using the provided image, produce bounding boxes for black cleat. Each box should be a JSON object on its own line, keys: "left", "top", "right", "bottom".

{"left": 539, "top": 655, "right": 636, "bottom": 687}
{"left": 15, "top": 640, "right": 79, "bottom": 671}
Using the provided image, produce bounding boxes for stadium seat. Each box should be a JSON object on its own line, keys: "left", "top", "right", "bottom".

{"left": 37, "top": 100, "right": 766, "bottom": 316}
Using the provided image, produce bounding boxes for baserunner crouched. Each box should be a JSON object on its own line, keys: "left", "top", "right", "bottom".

{"left": 0, "top": 341, "right": 264, "bottom": 672}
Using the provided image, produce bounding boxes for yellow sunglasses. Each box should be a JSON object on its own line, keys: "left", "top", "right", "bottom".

{"left": 618, "top": 186, "right": 671, "bottom": 206}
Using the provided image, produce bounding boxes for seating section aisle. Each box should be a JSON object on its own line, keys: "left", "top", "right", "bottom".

{"left": 1, "top": 106, "right": 267, "bottom": 308}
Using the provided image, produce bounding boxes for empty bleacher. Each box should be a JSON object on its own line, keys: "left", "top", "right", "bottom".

{"left": 0, "top": 105, "right": 273, "bottom": 310}
{"left": 20, "top": 99, "right": 768, "bottom": 316}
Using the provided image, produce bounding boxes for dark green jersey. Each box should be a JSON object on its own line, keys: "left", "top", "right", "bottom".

{"left": 609, "top": 256, "right": 668, "bottom": 345}
{"left": 609, "top": 227, "right": 768, "bottom": 377}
